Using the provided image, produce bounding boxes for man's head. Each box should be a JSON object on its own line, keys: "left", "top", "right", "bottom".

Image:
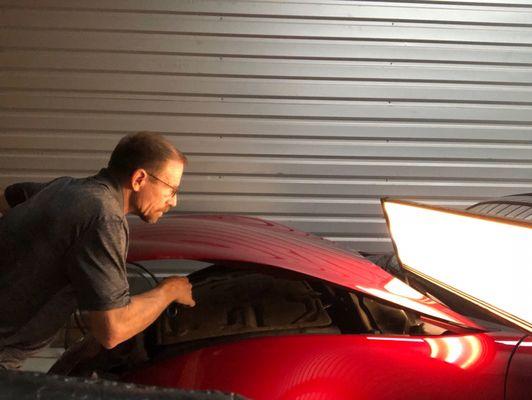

{"left": 108, "top": 132, "right": 187, "bottom": 223}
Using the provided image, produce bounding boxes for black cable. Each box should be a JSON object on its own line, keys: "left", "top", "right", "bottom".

{"left": 127, "top": 264, "right": 158, "bottom": 288}
{"left": 63, "top": 310, "right": 86, "bottom": 349}
{"left": 63, "top": 319, "right": 69, "bottom": 350}
{"left": 127, "top": 262, "right": 182, "bottom": 320}
{"left": 74, "top": 310, "right": 86, "bottom": 336}
{"left": 127, "top": 261, "right": 159, "bottom": 284}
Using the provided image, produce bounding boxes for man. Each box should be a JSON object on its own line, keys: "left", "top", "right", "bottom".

{"left": 0, "top": 132, "right": 195, "bottom": 369}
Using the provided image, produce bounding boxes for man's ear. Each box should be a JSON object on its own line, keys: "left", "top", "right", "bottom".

{"left": 130, "top": 169, "right": 148, "bottom": 192}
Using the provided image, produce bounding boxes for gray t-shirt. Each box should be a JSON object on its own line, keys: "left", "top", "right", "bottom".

{"left": 0, "top": 169, "right": 130, "bottom": 368}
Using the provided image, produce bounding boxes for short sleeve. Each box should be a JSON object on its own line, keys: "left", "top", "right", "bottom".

{"left": 5, "top": 182, "right": 49, "bottom": 207}
{"left": 66, "top": 217, "right": 130, "bottom": 311}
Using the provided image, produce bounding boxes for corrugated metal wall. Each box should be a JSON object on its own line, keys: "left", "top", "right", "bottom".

{"left": 1, "top": 0, "right": 532, "bottom": 253}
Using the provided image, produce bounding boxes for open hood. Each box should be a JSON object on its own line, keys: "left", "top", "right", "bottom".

{"left": 128, "top": 214, "right": 480, "bottom": 330}
{"left": 382, "top": 199, "right": 532, "bottom": 333}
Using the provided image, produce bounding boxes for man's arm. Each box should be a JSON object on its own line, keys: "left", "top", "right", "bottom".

{"left": 1, "top": 181, "right": 48, "bottom": 212}
{"left": 84, "top": 276, "right": 194, "bottom": 349}
{"left": 0, "top": 189, "right": 9, "bottom": 215}
{"left": 67, "top": 218, "right": 195, "bottom": 349}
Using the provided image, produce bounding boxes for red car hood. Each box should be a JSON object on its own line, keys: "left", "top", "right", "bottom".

{"left": 128, "top": 214, "right": 480, "bottom": 330}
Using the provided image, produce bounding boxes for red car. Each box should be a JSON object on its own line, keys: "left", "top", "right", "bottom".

{"left": 53, "top": 198, "right": 532, "bottom": 400}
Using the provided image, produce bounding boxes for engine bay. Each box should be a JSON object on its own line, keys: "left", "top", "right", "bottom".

{"left": 51, "top": 261, "right": 455, "bottom": 378}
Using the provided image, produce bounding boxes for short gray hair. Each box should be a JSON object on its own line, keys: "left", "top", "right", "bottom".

{"left": 108, "top": 132, "right": 187, "bottom": 179}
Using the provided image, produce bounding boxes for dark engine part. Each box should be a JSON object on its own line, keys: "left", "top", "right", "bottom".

{"left": 157, "top": 267, "right": 339, "bottom": 346}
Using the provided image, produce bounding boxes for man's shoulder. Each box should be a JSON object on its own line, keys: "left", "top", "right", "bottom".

{"left": 42, "top": 175, "right": 125, "bottom": 226}
{"left": 69, "top": 178, "right": 124, "bottom": 220}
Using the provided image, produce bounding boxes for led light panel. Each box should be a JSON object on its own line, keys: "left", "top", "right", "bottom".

{"left": 382, "top": 199, "right": 532, "bottom": 332}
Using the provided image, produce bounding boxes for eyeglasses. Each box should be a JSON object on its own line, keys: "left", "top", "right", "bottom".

{"left": 146, "top": 172, "right": 179, "bottom": 198}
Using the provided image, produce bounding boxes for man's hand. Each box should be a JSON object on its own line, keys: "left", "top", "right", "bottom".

{"left": 160, "top": 276, "right": 196, "bottom": 307}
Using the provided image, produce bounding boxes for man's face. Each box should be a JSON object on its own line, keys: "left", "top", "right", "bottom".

{"left": 132, "top": 159, "right": 184, "bottom": 224}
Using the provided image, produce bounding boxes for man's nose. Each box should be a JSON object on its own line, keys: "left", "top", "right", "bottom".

{"left": 168, "top": 192, "right": 178, "bottom": 208}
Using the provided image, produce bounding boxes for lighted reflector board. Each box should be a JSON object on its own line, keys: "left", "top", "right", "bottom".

{"left": 382, "top": 199, "right": 532, "bottom": 332}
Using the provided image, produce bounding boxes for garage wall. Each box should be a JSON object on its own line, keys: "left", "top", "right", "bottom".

{"left": 1, "top": 0, "right": 532, "bottom": 253}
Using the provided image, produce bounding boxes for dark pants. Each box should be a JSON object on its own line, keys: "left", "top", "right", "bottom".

{"left": 0, "top": 333, "right": 58, "bottom": 370}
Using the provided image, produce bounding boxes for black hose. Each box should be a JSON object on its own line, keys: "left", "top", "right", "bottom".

{"left": 127, "top": 261, "right": 159, "bottom": 284}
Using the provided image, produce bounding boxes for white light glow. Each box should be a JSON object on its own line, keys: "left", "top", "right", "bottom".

{"left": 367, "top": 337, "right": 424, "bottom": 343}
{"left": 425, "top": 338, "right": 441, "bottom": 359}
{"left": 357, "top": 285, "right": 460, "bottom": 323}
{"left": 494, "top": 340, "right": 519, "bottom": 346}
{"left": 425, "top": 336, "right": 483, "bottom": 369}
{"left": 443, "top": 337, "right": 464, "bottom": 364}
{"left": 384, "top": 201, "right": 532, "bottom": 331}
{"left": 461, "top": 336, "right": 482, "bottom": 369}
{"left": 384, "top": 277, "right": 425, "bottom": 300}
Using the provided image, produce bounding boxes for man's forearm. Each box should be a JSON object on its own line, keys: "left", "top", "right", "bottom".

{"left": 86, "top": 277, "right": 194, "bottom": 349}
{"left": 85, "top": 285, "right": 171, "bottom": 349}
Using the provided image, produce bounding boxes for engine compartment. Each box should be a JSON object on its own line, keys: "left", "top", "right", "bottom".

{"left": 159, "top": 268, "right": 338, "bottom": 346}
{"left": 51, "top": 261, "right": 452, "bottom": 377}
{"left": 153, "top": 263, "right": 448, "bottom": 347}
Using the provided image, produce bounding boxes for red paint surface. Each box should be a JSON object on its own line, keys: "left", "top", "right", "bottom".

{"left": 125, "top": 333, "right": 522, "bottom": 400}
{"left": 506, "top": 336, "right": 532, "bottom": 400}
{"left": 127, "top": 215, "right": 479, "bottom": 328}
{"left": 125, "top": 215, "right": 530, "bottom": 398}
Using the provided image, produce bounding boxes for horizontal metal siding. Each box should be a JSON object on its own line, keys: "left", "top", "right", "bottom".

{"left": 1, "top": 0, "right": 532, "bottom": 255}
